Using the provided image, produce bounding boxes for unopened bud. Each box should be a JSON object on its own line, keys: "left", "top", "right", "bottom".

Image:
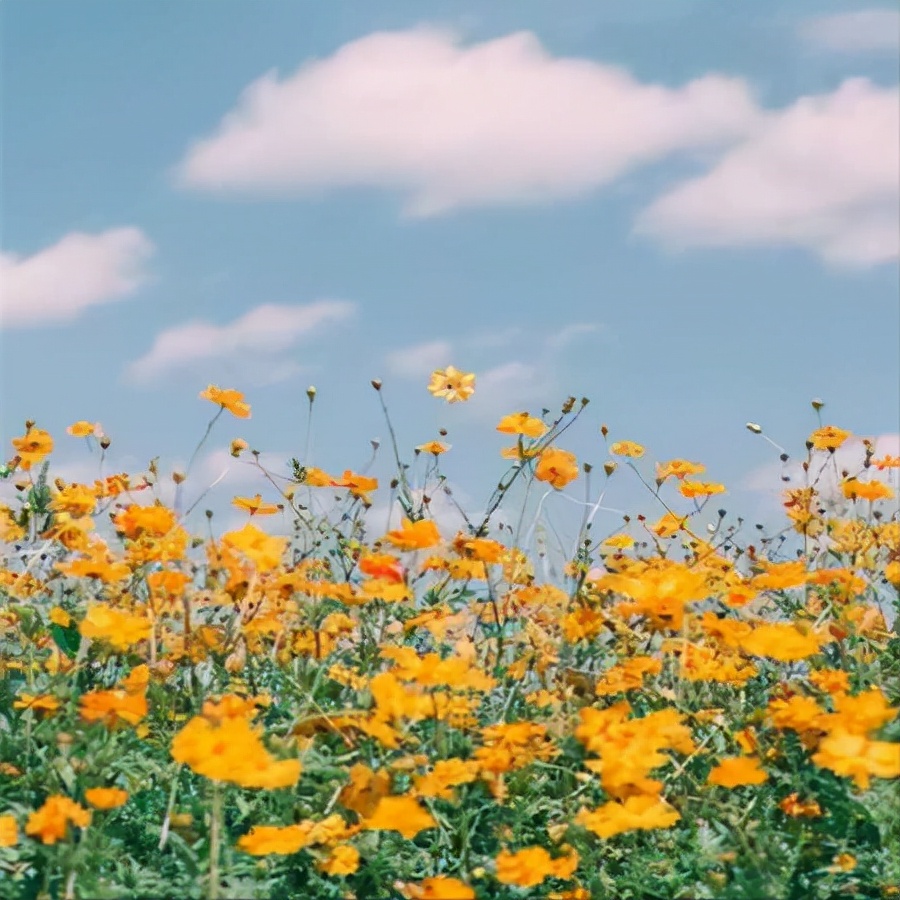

{"left": 811, "top": 398, "right": 825, "bottom": 410}
{"left": 746, "top": 422, "right": 762, "bottom": 434}
{"left": 371, "top": 379, "right": 382, "bottom": 391}
{"left": 307, "top": 385, "right": 317, "bottom": 401}
{"left": 603, "top": 461, "right": 617, "bottom": 477}
{"left": 25, "top": 419, "right": 35, "bottom": 430}
{"left": 600, "top": 424, "right": 609, "bottom": 437}
{"left": 562, "top": 396, "right": 576, "bottom": 414}
{"left": 99, "top": 436, "right": 111, "bottom": 450}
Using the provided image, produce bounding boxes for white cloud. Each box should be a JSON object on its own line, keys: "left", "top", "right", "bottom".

{"left": 742, "top": 433, "right": 900, "bottom": 505}
{"left": 175, "top": 27, "right": 759, "bottom": 215}
{"left": 126, "top": 300, "right": 356, "bottom": 384}
{"left": 0, "top": 228, "right": 154, "bottom": 329}
{"left": 635, "top": 78, "right": 900, "bottom": 266}
{"left": 385, "top": 339, "right": 453, "bottom": 379}
{"left": 800, "top": 9, "right": 900, "bottom": 53}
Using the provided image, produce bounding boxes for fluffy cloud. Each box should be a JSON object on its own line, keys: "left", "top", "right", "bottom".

{"left": 0, "top": 228, "right": 153, "bottom": 329}
{"left": 175, "top": 27, "right": 759, "bottom": 215}
{"left": 636, "top": 78, "right": 900, "bottom": 266}
{"left": 799, "top": 9, "right": 900, "bottom": 53}
{"left": 385, "top": 339, "right": 453, "bottom": 379}
{"left": 126, "top": 300, "right": 356, "bottom": 384}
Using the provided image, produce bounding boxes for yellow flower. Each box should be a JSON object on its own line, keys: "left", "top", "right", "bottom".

{"left": 679, "top": 480, "right": 726, "bottom": 499}
{"left": 199, "top": 385, "right": 251, "bottom": 419}
{"left": 535, "top": 447, "right": 579, "bottom": 490}
{"left": 495, "top": 846, "right": 579, "bottom": 888}
{"left": 812, "top": 731, "right": 900, "bottom": 790}
{"left": 575, "top": 795, "right": 680, "bottom": 838}
{"left": 416, "top": 440, "right": 451, "bottom": 455}
{"left": 11, "top": 427, "right": 53, "bottom": 471}
{"left": 656, "top": 459, "right": 705, "bottom": 481}
{"left": 427, "top": 366, "right": 476, "bottom": 403}
{"left": 232, "top": 493, "right": 280, "bottom": 516}
{"left": 49, "top": 606, "right": 72, "bottom": 627}
{"left": 237, "top": 823, "right": 309, "bottom": 856}
{"left": 609, "top": 440, "right": 645, "bottom": 458}
{"left": 496, "top": 412, "right": 547, "bottom": 439}
{"left": 707, "top": 756, "right": 768, "bottom": 788}
{"left": 0, "top": 815, "right": 17, "bottom": 847}
{"left": 66, "top": 420, "right": 96, "bottom": 437}
{"left": 362, "top": 796, "right": 437, "bottom": 839}
{"left": 841, "top": 479, "right": 894, "bottom": 502}
{"left": 317, "top": 843, "right": 360, "bottom": 876}
{"left": 79, "top": 605, "right": 151, "bottom": 652}
{"left": 13, "top": 693, "right": 61, "bottom": 716}
{"left": 809, "top": 425, "right": 851, "bottom": 451}
{"left": 401, "top": 877, "right": 476, "bottom": 899}
{"left": 84, "top": 788, "right": 129, "bottom": 810}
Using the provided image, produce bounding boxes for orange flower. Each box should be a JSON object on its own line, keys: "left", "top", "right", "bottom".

{"left": 707, "top": 756, "right": 768, "bottom": 788}
{"left": 79, "top": 605, "right": 151, "bottom": 652}
{"left": 495, "top": 846, "right": 579, "bottom": 888}
{"left": 221, "top": 522, "right": 288, "bottom": 571}
{"left": 84, "top": 788, "right": 129, "bottom": 810}
{"left": 333, "top": 470, "right": 379, "bottom": 505}
{"left": 416, "top": 440, "right": 451, "bottom": 455}
{"left": 362, "top": 795, "right": 437, "bottom": 839}
{"left": 0, "top": 815, "right": 17, "bottom": 847}
{"left": 11, "top": 427, "right": 53, "bottom": 471}
{"left": 872, "top": 454, "right": 900, "bottom": 470}
{"left": 812, "top": 732, "right": 900, "bottom": 790}
{"left": 496, "top": 412, "right": 547, "bottom": 439}
{"left": 535, "top": 448, "right": 579, "bottom": 490}
{"left": 232, "top": 493, "right": 280, "bottom": 516}
{"left": 317, "top": 843, "right": 360, "bottom": 876}
{"left": 358, "top": 553, "right": 405, "bottom": 583}
{"left": 427, "top": 366, "right": 476, "bottom": 403}
{"left": 199, "top": 385, "right": 251, "bottom": 419}
{"left": 575, "top": 795, "right": 680, "bottom": 839}
{"left": 738, "top": 623, "right": 828, "bottom": 662}
{"left": 401, "top": 877, "right": 476, "bottom": 899}
{"left": 679, "top": 480, "right": 726, "bottom": 499}
{"left": 656, "top": 459, "right": 705, "bottom": 481}
{"left": 809, "top": 425, "right": 850, "bottom": 451}
{"left": 236, "top": 823, "right": 309, "bottom": 856}
{"left": 383, "top": 518, "right": 442, "bottom": 551}
{"left": 80, "top": 689, "right": 148, "bottom": 728}
{"left": 609, "top": 440, "right": 645, "bottom": 458}
{"left": 171, "top": 715, "right": 301, "bottom": 789}
{"left": 841, "top": 479, "right": 894, "bottom": 502}
{"left": 778, "top": 793, "right": 821, "bottom": 818}
{"left": 25, "top": 796, "right": 90, "bottom": 845}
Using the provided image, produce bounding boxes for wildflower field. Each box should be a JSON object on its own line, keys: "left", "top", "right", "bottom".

{"left": 1, "top": 374, "right": 899, "bottom": 900}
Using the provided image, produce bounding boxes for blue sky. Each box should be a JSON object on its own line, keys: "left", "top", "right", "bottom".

{"left": 2, "top": 0, "right": 898, "bottom": 544}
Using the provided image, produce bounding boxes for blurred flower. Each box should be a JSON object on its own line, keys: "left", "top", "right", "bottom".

{"left": 84, "top": 788, "right": 129, "bottom": 810}
{"left": 11, "top": 427, "right": 53, "bottom": 471}
{"left": 707, "top": 756, "right": 768, "bottom": 788}
{"left": 809, "top": 425, "right": 850, "bottom": 451}
{"left": 25, "top": 796, "right": 90, "bottom": 845}
{"left": 609, "top": 441, "right": 645, "bottom": 458}
{"left": 496, "top": 412, "right": 547, "bottom": 439}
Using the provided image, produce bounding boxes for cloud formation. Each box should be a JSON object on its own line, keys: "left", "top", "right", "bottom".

{"left": 799, "top": 9, "right": 900, "bottom": 53}
{"left": 126, "top": 300, "right": 356, "bottom": 384}
{"left": 175, "top": 27, "right": 759, "bottom": 215}
{"left": 636, "top": 78, "right": 900, "bottom": 266}
{"left": 0, "top": 228, "right": 154, "bottom": 329}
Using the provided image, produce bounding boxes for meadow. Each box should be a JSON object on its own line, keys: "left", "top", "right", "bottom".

{"left": 1, "top": 371, "right": 898, "bottom": 899}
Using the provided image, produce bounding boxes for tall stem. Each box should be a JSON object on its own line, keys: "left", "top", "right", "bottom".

{"left": 208, "top": 781, "right": 223, "bottom": 900}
